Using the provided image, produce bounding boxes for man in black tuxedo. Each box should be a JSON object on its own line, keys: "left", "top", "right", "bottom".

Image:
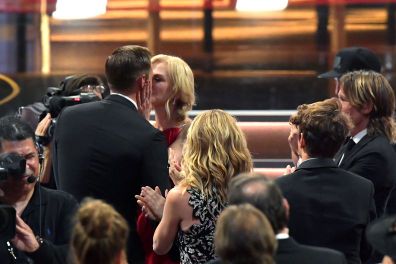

{"left": 224, "top": 173, "right": 347, "bottom": 264}
{"left": 52, "top": 45, "right": 170, "bottom": 263}
{"left": 276, "top": 98, "right": 376, "bottom": 264}
{"left": 335, "top": 70, "right": 396, "bottom": 216}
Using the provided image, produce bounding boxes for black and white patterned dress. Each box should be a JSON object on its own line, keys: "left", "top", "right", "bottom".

{"left": 178, "top": 187, "right": 225, "bottom": 264}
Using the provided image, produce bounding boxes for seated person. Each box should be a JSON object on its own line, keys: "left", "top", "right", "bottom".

{"left": 70, "top": 198, "right": 129, "bottom": 264}
{"left": 228, "top": 173, "right": 347, "bottom": 264}
{"left": 276, "top": 98, "right": 376, "bottom": 264}
{"left": 209, "top": 204, "right": 277, "bottom": 264}
{"left": 0, "top": 116, "right": 78, "bottom": 264}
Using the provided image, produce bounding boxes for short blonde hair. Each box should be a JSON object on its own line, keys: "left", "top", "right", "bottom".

{"left": 181, "top": 109, "right": 253, "bottom": 205}
{"left": 340, "top": 70, "right": 396, "bottom": 142}
{"left": 151, "top": 54, "right": 195, "bottom": 123}
{"left": 70, "top": 199, "right": 129, "bottom": 264}
{"left": 215, "top": 204, "right": 277, "bottom": 264}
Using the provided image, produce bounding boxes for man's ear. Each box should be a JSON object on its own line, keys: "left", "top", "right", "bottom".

{"left": 298, "top": 133, "right": 305, "bottom": 149}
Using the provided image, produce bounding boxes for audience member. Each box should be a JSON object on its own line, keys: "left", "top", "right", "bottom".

{"left": 336, "top": 70, "right": 396, "bottom": 216}
{"left": 318, "top": 46, "right": 381, "bottom": 94}
{"left": 137, "top": 109, "right": 253, "bottom": 263}
{"left": 137, "top": 54, "right": 195, "bottom": 264}
{"left": 290, "top": 47, "right": 382, "bottom": 166}
{"left": 227, "top": 173, "right": 347, "bottom": 264}
{"left": 70, "top": 198, "right": 129, "bottom": 264}
{"left": 53, "top": 45, "right": 171, "bottom": 263}
{"left": 366, "top": 215, "right": 396, "bottom": 264}
{"left": 210, "top": 204, "right": 277, "bottom": 264}
{"left": 276, "top": 98, "right": 376, "bottom": 264}
{"left": 0, "top": 116, "right": 78, "bottom": 264}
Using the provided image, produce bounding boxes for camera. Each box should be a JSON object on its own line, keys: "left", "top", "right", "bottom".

{"left": 0, "top": 205, "right": 16, "bottom": 242}
{"left": 0, "top": 152, "right": 26, "bottom": 182}
{"left": 41, "top": 86, "right": 101, "bottom": 139}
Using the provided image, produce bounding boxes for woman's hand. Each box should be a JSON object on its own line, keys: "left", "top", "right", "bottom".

{"left": 135, "top": 186, "right": 166, "bottom": 221}
{"left": 35, "top": 113, "right": 52, "bottom": 137}
{"left": 168, "top": 148, "right": 183, "bottom": 185}
{"left": 288, "top": 124, "right": 300, "bottom": 166}
{"left": 137, "top": 77, "right": 152, "bottom": 120}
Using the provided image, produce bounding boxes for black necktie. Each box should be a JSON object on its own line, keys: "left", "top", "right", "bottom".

{"left": 338, "top": 138, "right": 355, "bottom": 166}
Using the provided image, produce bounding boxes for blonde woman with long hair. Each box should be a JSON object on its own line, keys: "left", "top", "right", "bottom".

{"left": 137, "top": 109, "right": 253, "bottom": 264}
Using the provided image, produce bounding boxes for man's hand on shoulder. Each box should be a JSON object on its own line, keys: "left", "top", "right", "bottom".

{"left": 11, "top": 215, "right": 40, "bottom": 253}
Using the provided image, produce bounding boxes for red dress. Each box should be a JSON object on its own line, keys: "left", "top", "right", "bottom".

{"left": 137, "top": 127, "right": 182, "bottom": 264}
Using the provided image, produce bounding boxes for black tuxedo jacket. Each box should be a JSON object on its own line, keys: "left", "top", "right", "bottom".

{"left": 275, "top": 237, "right": 347, "bottom": 264}
{"left": 276, "top": 158, "right": 376, "bottom": 264}
{"left": 53, "top": 94, "right": 170, "bottom": 263}
{"left": 205, "top": 237, "right": 347, "bottom": 264}
{"left": 335, "top": 134, "right": 396, "bottom": 216}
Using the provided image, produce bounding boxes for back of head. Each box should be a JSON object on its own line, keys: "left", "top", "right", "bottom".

{"left": 151, "top": 54, "right": 195, "bottom": 122}
{"left": 71, "top": 198, "right": 129, "bottom": 264}
{"left": 318, "top": 46, "right": 381, "bottom": 79}
{"left": 105, "top": 45, "right": 151, "bottom": 92}
{"left": 60, "top": 74, "right": 104, "bottom": 96}
{"left": 215, "top": 204, "right": 277, "bottom": 264}
{"left": 339, "top": 70, "right": 396, "bottom": 142}
{"left": 228, "top": 173, "right": 287, "bottom": 233}
{"left": 289, "top": 97, "right": 351, "bottom": 158}
{"left": 0, "top": 116, "right": 35, "bottom": 149}
{"left": 182, "top": 109, "right": 253, "bottom": 205}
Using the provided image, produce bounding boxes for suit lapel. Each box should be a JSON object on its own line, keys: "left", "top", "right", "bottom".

{"left": 339, "top": 134, "right": 375, "bottom": 168}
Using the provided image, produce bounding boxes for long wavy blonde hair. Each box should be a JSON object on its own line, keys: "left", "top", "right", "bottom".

{"left": 181, "top": 109, "right": 253, "bottom": 205}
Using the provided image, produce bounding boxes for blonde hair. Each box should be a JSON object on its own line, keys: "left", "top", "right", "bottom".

{"left": 215, "top": 204, "right": 277, "bottom": 264}
{"left": 70, "top": 199, "right": 129, "bottom": 264}
{"left": 340, "top": 70, "right": 396, "bottom": 142}
{"left": 181, "top": 109, "right": 253, "bottom": 205}
{"left": 151, "top": 54, "right": 195, "bottom": 123}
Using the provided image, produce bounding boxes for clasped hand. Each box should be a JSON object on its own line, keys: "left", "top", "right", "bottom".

{"left": 135, "top": 186, "right": 167, "bottom": 221}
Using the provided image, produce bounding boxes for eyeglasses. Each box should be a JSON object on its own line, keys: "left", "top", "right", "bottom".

{"left": 73, "top": 85, "right": 105, "bottom": 94}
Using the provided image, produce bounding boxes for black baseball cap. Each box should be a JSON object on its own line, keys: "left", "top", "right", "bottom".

{"left": 366, "top": 215, "right": 396, "bottom": 259}
{"left": 318, "top": 47, "right": 381, "bottom": 79}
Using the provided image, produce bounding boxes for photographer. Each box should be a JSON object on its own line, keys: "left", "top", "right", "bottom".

{"left": 0, "top": 116, "right": 78, "bottom": 264}
{"left": 31, "top": 74, "right": 105, "bottom": 188}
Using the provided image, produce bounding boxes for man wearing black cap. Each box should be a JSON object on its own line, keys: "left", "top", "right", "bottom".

{"left": 318, "top": 46, "right": 381, "bottom": 94}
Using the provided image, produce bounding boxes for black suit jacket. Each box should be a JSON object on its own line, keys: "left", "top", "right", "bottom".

{"left": 205, "top": 237, "right": 347, "bottom": 264}
{"left": 276, "top": 158, "right": 376, "bottom": 264}
{"left": 275, "top": 237, "right": 347, "bottom": 264}
{"left": 335, "top": 134, "right": 396, "bottom": 216}
{"left": 53, "top": 94, "right": 170, "bottom": 263}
